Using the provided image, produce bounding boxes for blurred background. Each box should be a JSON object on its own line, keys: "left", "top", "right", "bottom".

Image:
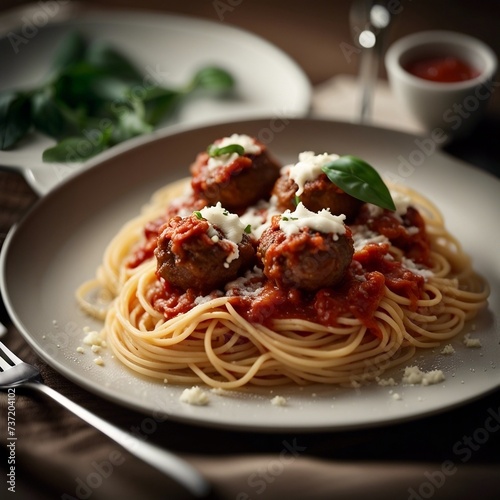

{"left": 2, "top": 0, "right": 499, "bottom": 179}
{"left": 1, "top": 0, "right": 499, "bottom": 103}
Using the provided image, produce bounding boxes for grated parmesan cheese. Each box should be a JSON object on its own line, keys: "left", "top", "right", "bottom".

{"left": 352, "top": 225, "right": 389, "bottom": 252}
{"left": 225, "top": 267, "right": 264, "bottom": 297}
{"left": 210, "top": 387, "right": 227, "bottom": 395}
{"left": 93, "top": 356, "right": 104, "bottom": 366}
{"left": 215, "top": 133, "right": 261, "bottom": 154}
{"left": 83, "top": 328, "right": 105, "bottom": 347}
{"left": 271, "top": 395, "right": 287, "bottom": 406}
{"left": 207, "top": 134, "right": 261, "bottom": 170}
{"left": 365, "top": 203, "right": 383, "bottom": 219}
{"left": 401, "top": 257, "right": 434, "bottom": 279}
{"left": 391, "top": 190, "right": 412, "bottom": 216}
{"left": 240, "top": 200, "right": 280, "bottom": 240}
{"left": 199, "top": 202, "right": 246, "bottom": 244}
{"left": 402, "top": 366, "right": 445, "bottom": 386}
{"left": 441, "top": 344, "right": 455, "bottom": 355}
{"left": 279, "top": 202, "right": 346, "bottom": 237}
{"left": 288, "top": 151, "right": 339, "bottom": 196}
{"left": 376, "top": 376, "right": 397, "bottom": 387}
{"left": 463, "top": 333, "right": 482, "bottom": 348}
{"left": 179, "top": 386, "right": 209, "bottom": 406}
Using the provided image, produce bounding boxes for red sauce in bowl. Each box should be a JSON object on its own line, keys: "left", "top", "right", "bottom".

{"left": 405, "top": 56, "right": 480, "bottom": 83}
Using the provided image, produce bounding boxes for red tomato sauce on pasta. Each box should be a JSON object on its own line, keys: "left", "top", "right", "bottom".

{"left": 137, "top": 196, "right": 430, "bottom": 338}
{"left": 240, "top": 243, "right": 423, "bottom": 334}
{"left": 128, "top": 219, "right": 165, "bottom": 268}
{"left": 150, "top": 241, "right": 425, "bottom": 338}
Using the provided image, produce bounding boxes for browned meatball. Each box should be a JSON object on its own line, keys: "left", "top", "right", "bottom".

{"left": 272, "top": 173, "right": 363, "bottom": 222}
{"left": 190, "top": 136, "right": 281, "bottom": 212}
{"left": 155, "top": 213, "right": 255, "bottom": 293}
{"left": 257, "top": 215, "right": 354, "bottom": 292}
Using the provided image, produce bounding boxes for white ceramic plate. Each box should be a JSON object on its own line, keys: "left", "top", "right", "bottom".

{"left": 0, "top": 8, "right": 311, "bottom": 195}
{"left": 2, "top": 118, "right": 499, "bottom": 432}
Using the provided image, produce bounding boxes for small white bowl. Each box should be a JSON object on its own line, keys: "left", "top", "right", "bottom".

{"left": 385, "top": 30, "right": 497, "bottom": 139}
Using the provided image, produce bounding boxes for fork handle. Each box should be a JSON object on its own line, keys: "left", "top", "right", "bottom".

{"left": 24, "top": 381, "right": 211, "bottom": 498}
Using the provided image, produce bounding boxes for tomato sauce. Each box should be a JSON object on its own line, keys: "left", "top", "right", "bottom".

{"left": 127, "top": 194, "right": 208, "bottom": 269}
{"left": 405, "top": 56, "right": 480, "bottom": 83}
{"left": 151, "top": 279, "right": 208, "bottom": 318}
{"left": 128, "top": 218, "right": 166, "bottom": 269}
{"left": 357, "top": 206, "right": 431, "bottom": 266}
{"left": 151, "top": 241, "right": 425, "bottom": 339}
{"left": 137, "top": 196, "right": 430, "bottom": 339}
{"left": 191, "top": 153, "right": 253, "bottom": 191}
{"left": 241, "top": 243, "right": 423, "bottom": 334}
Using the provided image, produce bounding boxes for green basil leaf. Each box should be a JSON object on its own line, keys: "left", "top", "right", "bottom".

{"left": 142, "top": 87, "right": 180, "bottom": 125}
{"left": 51, "top": 31, "right": 87, "bottom": 74}
{"left": 0, "top": 91, "right": 32, "bottom": 150}
{"left": 188, "top": 66, "right": 235, "bottom": 93}
{"left": 91, "top": 77, "right": 131, "bottom": 103}
{"left": 142, "top": 85, "right": 179, "bottom": 101}
{"left": 85, "top": 40, "right": 142, "bottom": 81}
{"left": 322, "top": 155, "right": 396, "bottom": 211}
{"left": 31, "top": 88, "right": 81, "bottom": 139}
{"left": 3, "top": 31, "right": 237, "bottom": 160}
{"left": 114, "top": 111, "right": 152, "bottom": 141}
{"left": 207, "top": 143, "right": 244, "bottom": 157}
{"left": 111, "top": 103, "right": 153, "bottom": 143}
{"left": 53, "top": 62, "right": 109, "bottom": 111}
{"left": 42, "top": 127, "right": 112, "bottom": 162}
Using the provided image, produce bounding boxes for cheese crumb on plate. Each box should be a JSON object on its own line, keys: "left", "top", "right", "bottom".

{"left": 402, "top": 366, "right": 445, "bottom": 386}
{"left": 271, "top": 395, "right": 287, "bottom": 406}
{"left": 180, "top": 386, "right": 210, "bottom": 406}
{"left": 93, "top": 356, "right": 104, "bottom": 366}
{"left": 441, "top": 344, "right": 455, "bottom": 355}
{"left": 463, "top": 333, "right": 482, "bottom": 348}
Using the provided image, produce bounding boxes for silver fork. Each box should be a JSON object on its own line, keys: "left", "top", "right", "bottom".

{"left": 0, "top": 340, "right": 211, "bottom": 498}
{"left": 350, "top": 0, "right": 393, "bottom": 122}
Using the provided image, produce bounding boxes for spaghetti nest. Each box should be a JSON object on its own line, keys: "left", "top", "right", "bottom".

{"left": 77, "top": 179, "right": 489, "bottom": 389}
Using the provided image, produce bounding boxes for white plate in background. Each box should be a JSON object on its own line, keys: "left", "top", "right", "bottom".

{"left": 0, "top": 8, "right": 311, "bottom": 195}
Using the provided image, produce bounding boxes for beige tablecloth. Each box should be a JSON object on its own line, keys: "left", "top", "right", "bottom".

{"left": 312, "top": 75, "right": 424, "bottom": 134}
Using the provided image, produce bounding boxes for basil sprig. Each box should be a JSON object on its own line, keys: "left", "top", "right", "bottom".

{"left": 0, "top": 92, "right": 32, "bottom": 149}
{"left": 207, "top": 143, "right": 245, "bottom": 157}
{"left": 322, "top": 155, "right": 396, "bottom": 211}
{"left": 0, "top": 31, "right": 235, "bottom": 162}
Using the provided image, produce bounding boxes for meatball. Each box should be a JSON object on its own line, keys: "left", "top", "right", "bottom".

{"left": 272, "top": 173, "right": 363, "bottom": 222}
{"left": 272, "top": 151, "right": 363, "bottom": 221}
{"left": 155, "top": 212, "right": 255, "bottom": 293}
{"left": 257, "top": 207, "right": 354, "bottom": 292}
{"left": 128, "top": 194, "right": 208, "bottom": 269}
{"left": 190, "top": 134, "right": 281, "bottom": 212}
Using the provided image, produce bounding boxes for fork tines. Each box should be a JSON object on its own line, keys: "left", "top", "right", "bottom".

{"left": 0, "top": 341, "right": 23, "bottom": 370}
